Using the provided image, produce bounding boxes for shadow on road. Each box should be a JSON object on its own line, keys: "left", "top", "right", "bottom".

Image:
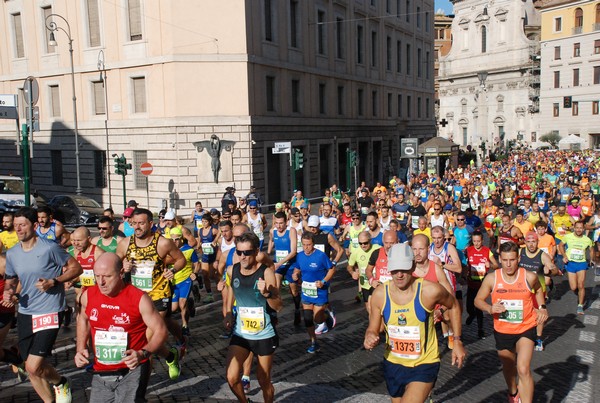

{"left": 533, "top": 355, "right": 589, "bottom": 403}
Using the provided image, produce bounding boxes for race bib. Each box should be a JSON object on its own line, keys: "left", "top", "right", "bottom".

{"left": 569, "top": 248, "right": 585, "bottom": 261}
{"left": 238, "top": 306, "right": 265, "bottom": 335}
{"left": 196, "top": 220, "right": 203, "bottom": 229}
{"left": 470, "top": 263, "right": 486, "bottom": 280}
{"left": 80, "top": 269, "right": 95, "bottom": 287}
{"left": 388, "top": 325, "right": 421, "bottom": 359}
{"left": 351, "top": 237, "right": 359, "bottom": 249}
{"left": 254, "top": 228, "right": 264, "bottom": 240}
{"left": 275, "top": 250, "right": 288, "bottom": 263}
{"left": 32, "top": 312, "right": 60, "bottom": 333}
{"left": 411, "top": 216, "right": 420, "bottom": 228}
{"left": 302, "top": 281, "right": 318, "bottom": 298}
{"left": 504, "top": 197, "right": 512, "bottom": 204}
{"left": 396, "top": 212, "right": 405, "bottom": 221}
{"left": 315, "top": 244, "right": 325, "bottom": 253}
{"left": 132, "top": 261, "right": 154, "bottom": 292}
{"left": 202, "top": 242, "right": 214, "bottom": 255}
{"left": 361, "top": 207, "right": 369, "bottom": 214}
{"left": 498, "top": 300, "right": 524, "bottom": 323}
{"left": 582, "top": 206, "right": 589, "bottom": 215}
{"left": 540, "top": 247, "right": 549, "bottom": 255}
{"left": 94, "top": 330, "right": 128, "bottom": 365}
{"left": 538, "top": 200, "right": 545, "bottom": 208}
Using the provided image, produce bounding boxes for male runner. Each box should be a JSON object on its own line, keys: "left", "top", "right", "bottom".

{"left": 36, "top": 206, "right": 69, "bottom": 246}
{"left": 364, "top": 242, "right": 465, "bottom": 402}
{"left": 169, "top": 227, "right": 199, "bottom": 336}
{"left": 74, "top": 253, "right": 167, "bottom": 403}
{"left": 475, "top": 242, "right": 548, "bottom": 403}
{"left": 91, "top": 217, "right": 123, "bottom": 253}
{"left": 366, "top": 230, "right": 398, "bottom": 289}
{"left": 365, "top": 212, "right": 384, "bottom": 247}
{"left": 0, "top": 212, "right": 18, "bottom": 252}
{"left": 347, "top": 231, "right": 380, "bottom": 312}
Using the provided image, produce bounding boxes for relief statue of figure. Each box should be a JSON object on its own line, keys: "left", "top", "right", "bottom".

{"left": 193, "top": 135, "right": 235, "bottom": 184}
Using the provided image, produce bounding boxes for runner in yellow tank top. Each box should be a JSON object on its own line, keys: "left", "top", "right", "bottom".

{"left": 364, "top": 243, "right": 465, "bottom": 402}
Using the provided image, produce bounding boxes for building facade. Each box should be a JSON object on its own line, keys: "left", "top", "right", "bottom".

{"left": 434, "top": 12, "right": 454, "bottom": 102}
{"left": 537, "top": 0, "right": 600, "bottom": 148}
{"left": 0, "top": 0, "right": 435, "bottom": 212}
{"left": 437, "top": 0, "right": 541, "bottom": 153}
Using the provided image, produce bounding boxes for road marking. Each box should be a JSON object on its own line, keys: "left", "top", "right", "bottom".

{"left": 575, "top": 349, "right": 595, "bottom": 364}
{"left": 579, "top": 331, "right": 596, "bottom": 342}
{"left": 583, "top": 315, "right": 598, "bottom": 326}
{"left": 564, "top": 373, "right": 593, "bottom": 403}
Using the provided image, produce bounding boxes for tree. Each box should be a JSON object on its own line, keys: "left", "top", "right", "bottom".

{"left": 540, "top": 132, "right": 561, "bottom": 147}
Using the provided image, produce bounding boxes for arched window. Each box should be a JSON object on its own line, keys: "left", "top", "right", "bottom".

{"left": 461, "top": 98, "right": 467, "bottom": 114}
{"left": 596, "top": 4, "right": 600, "bottom": 24}
{"left": 481, "top": 26, "right": 487, "bottom": 53}
{"left": 574, "top": 8, "right": 583, "bottom": 27}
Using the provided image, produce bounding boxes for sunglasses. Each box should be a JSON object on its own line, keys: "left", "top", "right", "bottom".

{"left": 445, "top": 237, "right": 452, "bottom": 241}
{"left": 97, "top": 226, "right": 109, "bottom": 230}
{"left": 358, "top": 241, "right": 370, "bottom": 246}
{"left": 171, "top": 237, "right": 182, "bottom": 241}
{"left": 236, "top": 249, "right": 255, "bottom": 256}
{"left": 249, "top": 207, "right": 257, "bottom": 209}
{"left": 352, "top": 216, "right": 361, "bottom": 219}
{"left": 434, "top": 208, "right": 441, "bottom": 211}
{"left": 456, "top": 218, "right": 465, "bottom": 221}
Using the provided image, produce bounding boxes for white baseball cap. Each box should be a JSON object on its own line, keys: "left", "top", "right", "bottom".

{"left": 164, "top": 211, "right": 176, "bottom": 220}
{"left": 387, "top": 243, "right": 415, "bottom": 271}
{"left": 307, "top": 215, "right": 320, "bottom": 227}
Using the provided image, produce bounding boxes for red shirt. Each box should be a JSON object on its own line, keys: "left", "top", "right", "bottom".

{"left": 0, "top": 277, "right": 15, "bottom": 313}
{"left": 85, "top": 284, "right": 148, "bottom": 372}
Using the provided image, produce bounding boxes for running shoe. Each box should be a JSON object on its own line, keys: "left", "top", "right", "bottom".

{"left": 188, "top": 297, "right": 196, "bottom": 318}
{"left": 447, "top": 336, "right": 454, "bottom": 350}
{"left": 203, "top": 293, "right": 214, "bottom": 304}
{"left": 534, "top": 339, "right": 544, "bottom": 352}
{"left": 63, "top": 307, "right": 73, "bottom": 328}
{"left": 219, "top": 329, "right": 233, "bottom": 339}
{"left": 282, "top": 280, "right": 290, "bottom": 288}
{"left": 577, "top": 304, "right": 584, "bottom": 315}
{"left": 507, "top": 390, "right": 521, "bottom": 403}
{"left": 53, "top": 378, "right": 72, "bottom": 403}
{"left": 242, "top": 376, "right": 251, "bottom": 393}
{"left": 325, "top": 309, "right": 337, "bottom": 330}
{"left": 465, "top": 314, "right": 475, "bottom": 326}
{"left": 177, "top": 335, "right": 189, "bottom": 360}
{"left": 181, "top": 325, "right": 190, "bottom": 337}
{"left": 315, "top": 322, "right": 329, "bottom": 335}
{"left": 306, "top": 342, "right": 320, "bottom": 354}
{"left": 355, "top": 291, "right": 363, "bottom": 303}
{"left": 166, "top": 347, "right": 181, "bottom": 380}
{"left": 15, "top": 362, "right": 28, "bottom": 382}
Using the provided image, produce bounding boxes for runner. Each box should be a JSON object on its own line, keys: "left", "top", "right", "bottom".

{"left": 118, "top": 207, "right": 135, "bottom": 238}
{"left": 357, "top": 188, "right": 375, "bottom": 221}
{"left": 365, "top": 212, "right": 384, "bottom": 247}
{"left": 2, "top": 207, "right": 83, "bottom": 403}
{"left": 0, "top": 254, "right": 25, "bottom": 374}
{"left": 341, "top": 210, "right": 366, "bottom": 256}
{"left": 243, "top": 201, "right": 267, "bottom": 250}
{"left": 364, "top": 242, "right": 466, "bottom": 402}
{"left": 0, "top": 212, "right": 18, "bottom": 253}
{"left": 366, "top": 230, "right": 398, "bottom": 289}
{"left": 475, "top": 242, "right": 548, "bottom": 403}
{"left": 305, "top": 215, "right": 344, "bottom": 266}
{"left": 198, "top": 214, "right": 220, "bottom": 303}
{"left": 191, "top": 201, "right": 206, "bottom": 237}
{"left": 291, "top": 232, "right": 337, "bottom": 352}
{"left": 68, "top": 226, "right": 105, "bottom": 314}
{"left": 36, "top": 206, "right": 69, "bottom": 247}
{"left": 319, "top": 203, "right": 341, "bottom": 236}
{"left": 91, "top": 217, "right": 123, "bottom": 253}
{"left": 163, "top": 211, "right": 197, "bottom": 247}
{"left": 557, "top": 221, "right": 595, "bottom": 314}
{"left": 169, "top": 227, "right": 199, "bottom": 336}
{"left": 224, "top": 232, "right": 281, "bottom": 403}
{"left": 347, "top": 231, "right": 381, "bottom": 312}
{"left": 116, "top": 208, "right": 187, "bottom": 380}
{"left": 74, "top": 253, "right": 168, "bottom": 403}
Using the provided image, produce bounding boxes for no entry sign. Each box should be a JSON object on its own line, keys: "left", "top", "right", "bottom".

{"left": 140, "top": 162, "right": 153, "bottom": 176}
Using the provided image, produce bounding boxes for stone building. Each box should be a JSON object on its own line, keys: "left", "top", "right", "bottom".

{"left": 437, "top": 0, "right": 541, "bottom": 154}
{"left": 0, "top": 0, "right": 435, "bottom": 212}
{"left": 434, "top": 12, "right": 454, "bottom": 101}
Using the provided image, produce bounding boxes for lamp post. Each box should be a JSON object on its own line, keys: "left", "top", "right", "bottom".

{"left": 45, "top": 14, "right": 82, "bottom": 195}
{"left": 97, "top": 50, "right": 112, "bottom": 208}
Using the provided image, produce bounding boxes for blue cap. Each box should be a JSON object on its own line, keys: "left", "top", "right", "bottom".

{"left": 249, "top": 201, "right": 258, "bottom": 207}
{"left": 300, "top": 202, "right": 308, "bottom": 208}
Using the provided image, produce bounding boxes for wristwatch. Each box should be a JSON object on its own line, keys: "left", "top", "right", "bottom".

{"left": 140, "top": 349, "right": 150, "bottom": 359}
{"left": 539, "top": 304, "right": 547, "bottom": 310}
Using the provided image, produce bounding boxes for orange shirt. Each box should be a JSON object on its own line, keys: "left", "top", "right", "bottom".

{"left": 513, "top": 220, "right": 533, "bottom": 241}
{"left": 537, "top": 234, "right": 556, "bottom": 257}
{"left": 580, "top": 198, "right": 594, "bottom": 217}
{"left": 491, "top": 268, "right": 537, "bottom": 334}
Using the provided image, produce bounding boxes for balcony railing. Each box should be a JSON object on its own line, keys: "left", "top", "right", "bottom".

{"left": 572, "top": 26, "right": 583, "bottom": 35}
{"left": 594, "top": 23, "right": 600, "bottom": 31}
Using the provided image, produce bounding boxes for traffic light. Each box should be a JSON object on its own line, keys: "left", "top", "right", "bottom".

{"left": 563, "top": 96, "right": 572, "bottom": 108}
{"left": 348, "top": 150, "right": 358, "bottom": 168}
{"left": 293, "top": 149, "right": 304, "bottom": 170}
{"left": 113, "top": 154, "right": 132, "bottom": 176}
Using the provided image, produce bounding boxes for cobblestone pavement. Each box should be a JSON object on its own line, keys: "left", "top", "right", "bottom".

{"left": 1, "top": 267, "right": 599, "bottom": 402}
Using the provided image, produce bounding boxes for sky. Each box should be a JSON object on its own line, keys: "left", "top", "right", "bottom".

{"left": 435, "top": 0, "right": 454, "bottom": 15}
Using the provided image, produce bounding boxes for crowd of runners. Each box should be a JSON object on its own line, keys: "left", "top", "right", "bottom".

{"left": 0, "top": 148, "right": 599, "bottom": 402}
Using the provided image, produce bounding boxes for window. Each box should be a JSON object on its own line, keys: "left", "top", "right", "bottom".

{"left": 417, "top": 48, "right": 422, "bottom": 77}
{"left": 426, "top": 98, "right": 430, "bottom": 118}
{"left": 595, "top": 66, "right": 600, "bottom": 84}
{"left": 127, "top": 0, "right": 142, "bottom": 41}
{"left": 337, "top": 86, "right": 344, "bottom": 115}
{"left": 318, "top": 83, "right": 326, "bottom": 114}
{"left": 572, "top": 101, "right": 579, "bottom": 116}
{"left": 51, "top": 150, "right": 63, "bottom": 186}
{"left": 407, "top": 95, "right": 412, "bottom": 117}
{"left": 574, "top": 8, "right": 583, "bottom": 28}
{"left": 573, "top": 68, "right": 580, "bottom": 86}
{"left": 462, "top": 127, "right": 468, "bottom": 145}
{"left": 554, "top": 71, "right": 560, "bottom": 88}
{"left": 12, "top": 13, "right": 24, "bottom": 58}
{"left": 417, "top": 96, "right": 422, "bottom": 118}
{"left": 554, "top": 17, "right": 562, "bottom": 32}
{"left": 290, "top": 0, "right": 299, "bottom": 48}
{"left": 265, "top": 0, "right": 273, "bottom": 41}
{"left": 593, "top": 101, "right": 599, "bottom": 115}
{"left": 371, "top": 31, "right": 377, "bottom": 67}
{"left": 372, "top": 91, "right": 378, "bottom": 117}
{"left": 386, "top": 0, "right": 391, "bottom": 13}
{"left": 49, "top": 85, "right": 61, "bottom": 117}
{"left": 426, "top": 12, "right": 430, "bottom": 31}
{"left": 416, "top": 7, "right": 421, "bottom": 28}
{"left": 133, "top": 150, "right": 147, "bottom": 189}
{"left": 42, "top": 7, "right": 56, "bottom": 53}
{"left": 357, "top": 25, "right": 364, "bottom": 64}
{"left": 461, "top": 98, "right": 467, "bottom": 114}
{"left": 336, "top": 18, "right": 344, "bottom": 58}
{"left": 387, "top": 93, "right": 393, "bottom": 117}
{"left": 132, "top": 77, "right": 146, "bottom": 113}
{"left": 397, "top": 94, "right": 402, "bottom": 117}
{"left": 595, "top": 40, "right": 600, "bottom": 55}
{"left": 266, "top": 76, "right": 275, "bottom": 111}
{"left": 397, "top": 0, "right": 401, "bottom": 19}
{"left": 425, "top": 51, "right": 430, "bottom": 79}
{"left": 406, "top": 0, "right": 410, "bottom": 22}
{"left": 317, "top": 10, "right": 325, "bottom": 55}
{"left": 481, "top": 26, "right": 487, "bottom": 53}
{"left": 92, "top": 81, "right": 106, "bottom": 115}
{"left": 86, "top": 0, "right": 101, "bottom": 47}
{"left": 554, "top": 46, "right": 561, "bottom": 60}
{"left": 406, "top": 44, "right": 411, "bottom": 75}
{"left": 597, "top": 4, "right": 600, "bottom": 24}
{"left": 553, "top": 103, "right": 559, "bottom": 117}
{"left": 358, "top": 89, "right": 364, "bottom": 116}
{"left": 396, "top": 40, "right": 401, "bottom": 73}
{"left": 574, "top": 42, "right": 580, "bottom": 57}
{"left": 292, "top": 79, "right": 300, "bottom": 113}
{"left": 94, "top": 150, "right": 107, "bottom": 188}
{"left": 386, "top": 36, "right": 392, "bottom": 70}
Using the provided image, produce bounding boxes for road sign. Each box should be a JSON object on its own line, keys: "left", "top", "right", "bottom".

{"left": 401, "top": 138, "right": 419, "bottom": 158}
{"left": 272, "top": 141, "right": 292, "bottom": 154}
{"left": 0, "top": 107, "right": 18, "bottom": 120}
{"left": 23, "top": 77, "right": 39, "bottom": 106}
{"left": 140, "top": 162, "right": 153, "bottom": 176}
{"left": 0, "top": 94, "right": 17, "bottom": 107}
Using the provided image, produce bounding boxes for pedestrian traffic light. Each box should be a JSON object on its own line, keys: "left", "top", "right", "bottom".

{"left": 113, "top": 154, "right": 132, "bottom": 176}
{"left": 563, "top": 96, "right": 572, "bottom": 108}
{"left": 294, "top": 149, "right": 304, "bottom": 170}
{"left": 348, "top": 150, "right": 358, "bottom": 168}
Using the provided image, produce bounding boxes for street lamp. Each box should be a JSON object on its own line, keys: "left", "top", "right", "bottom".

{"left": 97, "top": 50, "right": 112, "bottom": 208}
{"left": 45, "top": 13, "right": 82, "bottom": 195}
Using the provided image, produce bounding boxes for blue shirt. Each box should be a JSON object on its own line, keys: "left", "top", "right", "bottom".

{"left": 290, "top": 249, "right": 333, "bottom": 305}
{"left": 319, "top": 216, "right": 339, "bottom": 235}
